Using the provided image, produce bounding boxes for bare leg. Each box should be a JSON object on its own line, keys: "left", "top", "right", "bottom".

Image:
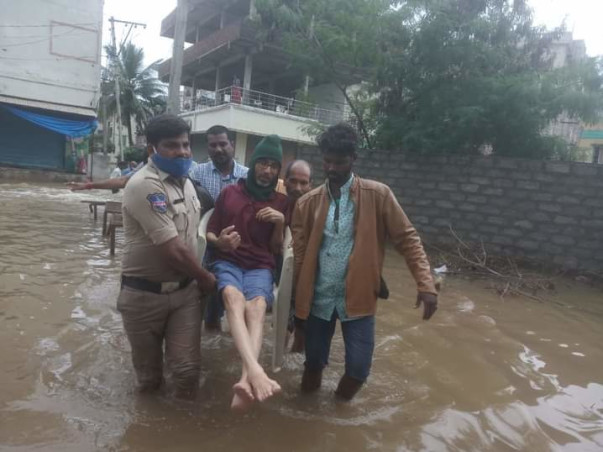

{"left": 223, "top": 288, "right": 280, "bottom": 410}
{"left": 245, "top": 297, "right": 281, "bottom": 397}
{"left": 232, "top": 297, "right": 265, "bottom": 412}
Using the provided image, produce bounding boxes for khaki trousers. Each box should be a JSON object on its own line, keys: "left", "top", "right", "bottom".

{"left": 117, "top": 281, "right": 205, "bottom": 395}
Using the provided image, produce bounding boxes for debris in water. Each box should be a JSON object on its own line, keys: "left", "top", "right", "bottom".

{"left": 434, "top": 265, "right": 448, "bottom": 274}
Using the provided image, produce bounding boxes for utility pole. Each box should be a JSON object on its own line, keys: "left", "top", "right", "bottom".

{"left": 101, "top": 95, "right": 108, "bottom": 155}
{"left": 109, "top": 17, "right": 124, "bottom": 161}
{"left": 168, "top": 0, "right": 188, "bottom": 114}
{"left": 108, "top": 17, "right": 146, "bottom": 160}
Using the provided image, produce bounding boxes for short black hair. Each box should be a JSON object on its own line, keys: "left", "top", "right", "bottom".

{"left": 285, "top": 159, "right": 313, "bottom": 180}
{"left": 206, "top": 124, "right": 233, "bottom": 141}
{"left": 145, "top": 114, "right": 190, "bottom": 146}
{"left": 316, "top": 123, "right": 358, "bottom": 156}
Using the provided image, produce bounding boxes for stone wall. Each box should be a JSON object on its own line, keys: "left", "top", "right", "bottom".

{"left": 298, "top": 148, "right": 603, "bottom": 271}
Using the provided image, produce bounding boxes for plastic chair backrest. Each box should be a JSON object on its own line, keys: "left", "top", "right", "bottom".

{"left": 197, "top": 208, "right": 214, "bottom": 261}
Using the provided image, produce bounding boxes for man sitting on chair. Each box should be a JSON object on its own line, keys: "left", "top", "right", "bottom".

{"left": 206, "top": 135, "right": 289, "bottom": 411}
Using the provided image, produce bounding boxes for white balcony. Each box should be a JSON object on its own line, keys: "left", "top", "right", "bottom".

{"left": 180, "top": 86, "right": 352, "bottom": 144}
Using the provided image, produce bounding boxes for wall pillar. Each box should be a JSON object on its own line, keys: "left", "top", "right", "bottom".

{"left": 220, "top": 9, "right": 226, "bottom": 28}
{"left": 191, "top": 78, "right": 197, "bottom": 110}
{"left": 243, "top": 54, "right": 253, "bottom": 91}
{"left": 234, "top": 132, "right": 248, "bottom": 164}
{"left": 215, "top": 65, "right": 221, "bottom": 92}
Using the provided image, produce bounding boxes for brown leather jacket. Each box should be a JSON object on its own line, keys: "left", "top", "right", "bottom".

{"left": 291, "top": 177, "right": 436, "bottom": 320}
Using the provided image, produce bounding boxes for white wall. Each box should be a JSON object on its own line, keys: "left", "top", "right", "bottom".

{"left": 0, "top": 0, "right": 103, "bottom": 116}
{"left": 182, "top": 104, "right": 317, "bottom": 144}
{"left": 307, "top": 83, "right": 346, "bottom": 112}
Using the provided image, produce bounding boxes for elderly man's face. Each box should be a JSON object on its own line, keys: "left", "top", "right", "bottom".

{"left": 285, "top": 164, "right": 312, "bottom": 200}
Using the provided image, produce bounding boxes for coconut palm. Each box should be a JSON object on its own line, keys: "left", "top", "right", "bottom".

{"left": 103, "top": 42, "right": 167, "bottom": 146}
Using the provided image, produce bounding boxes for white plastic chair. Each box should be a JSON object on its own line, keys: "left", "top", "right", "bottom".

{"left": 197, "top": 208, "right": 293, "bottom": 372}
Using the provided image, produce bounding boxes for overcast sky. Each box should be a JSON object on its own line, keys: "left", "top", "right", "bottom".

{"left": 102, "top": 0, "right": 602, "bottom": 67}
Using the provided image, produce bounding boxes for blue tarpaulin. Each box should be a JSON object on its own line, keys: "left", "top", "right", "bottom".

{"left": 1, "top": 104, "right": 97, "bottom": 137}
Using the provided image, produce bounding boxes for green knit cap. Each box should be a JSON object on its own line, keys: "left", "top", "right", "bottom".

{"left": 250, "top": 134, "right": 283, "bottom": 165}
{"left": 245, "top": 134, "right": 283, "bottom": 201}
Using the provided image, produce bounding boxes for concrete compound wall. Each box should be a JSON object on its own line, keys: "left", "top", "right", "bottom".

{"left": 298, "top": 148, "right": 603, "bottom": 271}
{"left": 0, "top": 166, "right": 87, "bottom": 184}
{"left": 88, "top": 152, "right": 111, "bottom": 181}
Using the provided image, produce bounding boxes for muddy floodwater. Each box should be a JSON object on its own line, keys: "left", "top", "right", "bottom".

{"left": 1, "top": 183, "right": 602, "bottom": 452}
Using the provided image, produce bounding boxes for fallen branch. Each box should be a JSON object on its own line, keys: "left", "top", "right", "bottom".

{"left": 427, "top": 227, "right": 563, "bottom": 303}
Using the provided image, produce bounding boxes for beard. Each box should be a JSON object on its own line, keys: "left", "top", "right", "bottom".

{"left": 256, "top": 176, "right": 274, "bottom": 187}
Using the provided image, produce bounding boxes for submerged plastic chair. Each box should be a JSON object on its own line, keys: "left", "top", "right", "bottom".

{"left": 197, "top": 209, "right": 294, "bottom": 372}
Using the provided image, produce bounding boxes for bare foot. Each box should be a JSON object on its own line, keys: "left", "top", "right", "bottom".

{"left": 248, "top": 369, "right": 281, "bottom": 402}
{"left": 231, "top": 380, "right": 254, "bottom": 412}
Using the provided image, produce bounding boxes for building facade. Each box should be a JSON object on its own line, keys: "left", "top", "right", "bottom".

{"left": 158, "top": 0, "right": 352, "bottom": 167}
{"left": 0, "top": 0, "right": 103, "bottom": 172}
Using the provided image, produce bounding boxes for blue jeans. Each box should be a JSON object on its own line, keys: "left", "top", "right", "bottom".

{"left": 305, "top": 312, "right": 375, "bottom": 382}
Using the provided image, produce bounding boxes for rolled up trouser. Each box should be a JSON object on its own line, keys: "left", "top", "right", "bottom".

{"left": 117, "top": 280, "right": 204, "bottom": 394}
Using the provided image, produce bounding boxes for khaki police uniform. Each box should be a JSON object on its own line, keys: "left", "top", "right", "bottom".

{"left": 117, "top": 158, "right": 204, "bottom": 394}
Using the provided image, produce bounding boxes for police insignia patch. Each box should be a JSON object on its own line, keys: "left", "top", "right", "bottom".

{"left": 147, "top": 193, "right": 167, "bottom": 213}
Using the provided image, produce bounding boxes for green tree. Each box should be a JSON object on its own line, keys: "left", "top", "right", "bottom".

{"left": 253, "top": 0, "right": 395, "bottom": 147}
{"left": 255, "top": 0, "right": 603, "bottom": 158}
{"left": 103, "top": 42, "right": 167, "bottom": 146}
{"left": 374, "top": 0, "right": 603, "bottom": 157}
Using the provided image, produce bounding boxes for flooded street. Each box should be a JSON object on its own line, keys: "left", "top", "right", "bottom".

{"left": 1, "top": 183, "right": 602, "bottom": 452}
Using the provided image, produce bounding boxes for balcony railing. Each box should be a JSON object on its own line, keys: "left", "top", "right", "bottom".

{"left": 180, "top": 86, "right": 352, "bottom": 125}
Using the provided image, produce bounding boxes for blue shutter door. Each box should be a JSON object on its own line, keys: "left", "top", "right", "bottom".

{"left": 0, "top": 106, "right": 65, "bottom": 170}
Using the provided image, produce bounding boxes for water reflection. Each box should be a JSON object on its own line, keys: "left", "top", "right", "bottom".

{"left": 0, "top": 183, "right": 602, "bottom": 451}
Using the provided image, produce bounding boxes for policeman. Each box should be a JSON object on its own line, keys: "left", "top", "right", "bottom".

{"left": 117, "top": 114, "right": 216, "bottom": 398}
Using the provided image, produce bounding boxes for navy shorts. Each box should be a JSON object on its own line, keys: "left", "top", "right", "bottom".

{"left": 212, "top": 260, "right": 275, "bottom": 306}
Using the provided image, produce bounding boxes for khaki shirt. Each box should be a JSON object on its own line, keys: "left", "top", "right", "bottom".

{"left": 121, "top": 159, "right": 201, "bottom": 282}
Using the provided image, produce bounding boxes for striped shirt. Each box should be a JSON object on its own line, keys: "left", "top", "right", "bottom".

{"left": 189, "top": 160, "right": 248, "bottom": 201}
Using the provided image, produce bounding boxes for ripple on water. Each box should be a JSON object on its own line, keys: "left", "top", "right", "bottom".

{"left": 2, "top": 183, "right": 603, "bottom": 452}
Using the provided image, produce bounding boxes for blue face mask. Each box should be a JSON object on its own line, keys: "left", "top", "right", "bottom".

{"left": 151, "top": 148, "right": 193, "bottom": 178}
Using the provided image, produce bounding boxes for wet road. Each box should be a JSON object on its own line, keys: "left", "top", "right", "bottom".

{"left": 1, "top": 183, "right": 602, "bottom": 452}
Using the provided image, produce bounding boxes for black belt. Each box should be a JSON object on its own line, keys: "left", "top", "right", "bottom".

{"left": 121, "top": 275, "right": 192, "bottom": 294}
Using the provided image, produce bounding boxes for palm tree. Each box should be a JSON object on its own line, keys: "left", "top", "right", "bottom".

{"left": 103, "top": 42, "right": 167, "bottom": 146}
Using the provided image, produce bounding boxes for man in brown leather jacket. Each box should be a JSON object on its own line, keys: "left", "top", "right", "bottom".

{"left": 291, "top": 123, "right": 438, "bottom": 401}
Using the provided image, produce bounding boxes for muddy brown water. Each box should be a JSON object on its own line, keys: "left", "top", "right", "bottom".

{"left": 0, "top": 183, "right": 602, "bottom": 452}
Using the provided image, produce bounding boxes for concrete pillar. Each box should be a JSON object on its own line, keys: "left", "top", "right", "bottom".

{"left": 167, "top": 0, "right": 188, "bottom": 114}
{"left": 243, "top": 54, "right": 253, "bottom": 105}
{"left": 303, "top": 75, "right": 310, "bottom": 96}
{"left": 215, "top": 65, "right": 221, "bottom": 92}
{"left": 220, "top": 9, "right": 226, "bottom": 28}
{"left": 249, "top": 0, "right": 256, "bottom": 18}
{"left": 234, "top": 132, "right": 248, "bottom": 164}
{"left": 243, "top": 54, "right": 253, "bottom": 91}
{"left": 191, "top": 78, "right": 197, "bottom": 110}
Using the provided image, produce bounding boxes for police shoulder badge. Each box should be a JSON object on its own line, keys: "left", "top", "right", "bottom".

{"left": 147, "top": 193, "right": 168, "bottom": 213}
